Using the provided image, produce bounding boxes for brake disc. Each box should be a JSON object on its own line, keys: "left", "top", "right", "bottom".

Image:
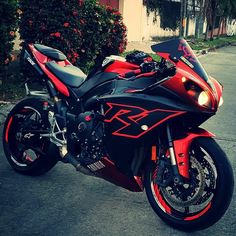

{"left": 161, "top": 156, "right": 206, "bottom": 207}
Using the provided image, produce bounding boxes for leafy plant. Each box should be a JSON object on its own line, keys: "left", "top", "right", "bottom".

{"left": 0, "top": 0, "right": 18, "bottom": 74}
{"left": 19, "top": 0, "right": 127, "bottom": 72}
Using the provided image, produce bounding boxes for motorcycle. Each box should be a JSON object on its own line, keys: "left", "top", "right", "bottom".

{"left": 2, "top": 38, "right": 234, "bottom": 231}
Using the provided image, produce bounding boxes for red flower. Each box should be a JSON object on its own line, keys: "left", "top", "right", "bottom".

{"left": 73, "top": 11, "right": 78, "bottom": 16}
{"left": 73, "top": 28, "right": 82, "bottom": 36}
{"left": 78, "top": 0, "right": 83, "bottom": 6}
{"left": 119, "top": 45, "right": 124, "bottom": 53}
{"left": 54, "top": 32, "right": 61, "bottom": 37}
{"left": 63, "top": 22, "right": 69, "bottom": 27}
{"left": 71, "top": 58, "right": 76, "bottom": 64}
{"left": 73, "top": 52, "right": 79, "bottom": 58}
{"left": 50, "top": 32, "right": 61, "bottom": 37}
{"left": 4, "top": 58, "right": 9, "bottom": 64}
{"left": 80, "top": 19, "right": 85, "bottom": 25}
{"left": 113, "top": 11, "right": 121, "bottom": 16}
{"left": 9, "top": 31, "right": 15, "bottom": 37}
{"left": 106, "top": 6, "right": 113, "bottom": 11}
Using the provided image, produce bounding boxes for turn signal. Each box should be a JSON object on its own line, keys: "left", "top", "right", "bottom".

{"left": 219, "top": 97, "right": 224, "bottom": 107}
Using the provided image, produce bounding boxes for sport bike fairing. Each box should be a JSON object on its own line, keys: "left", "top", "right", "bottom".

{"left": 151, "top": 38, "right": 211, "bottom": 86}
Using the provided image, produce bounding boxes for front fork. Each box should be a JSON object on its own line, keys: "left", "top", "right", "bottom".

{"left": 161, "top": 125, "right": 215, "bottom": 182}
{"left": 166, "top": 124, "right": 184, "bottom": 184}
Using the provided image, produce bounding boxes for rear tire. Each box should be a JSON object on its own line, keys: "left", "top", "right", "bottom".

{"left": 2, "top": 97, "right": 59, "bottom": 176}
{"left": 144, "top": 137, "right": 234, "bottom": 231}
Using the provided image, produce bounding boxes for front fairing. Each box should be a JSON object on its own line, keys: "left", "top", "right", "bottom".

{"left": 151, "top": 38, "right": 210, "bottom": 83}
{"left": 151, "top": 38, "right": 222, "bottom": 111}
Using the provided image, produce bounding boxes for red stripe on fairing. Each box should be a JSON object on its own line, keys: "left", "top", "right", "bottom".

{"left": 136, "top": 71, "right": 156, "bottom": 78}
{"left": 104, "top": 102, "right": 185, "bottom": 139}
{"left": 5, "top": 117, "right": 13, "bottom": 143}
{"left": 153, "top": 184, "right": 171, "bottom": 214}
{"left": 28, "top": 44, "right": 70, "bottom": 97}
{"left": 105, "top": 60, "right": 139, "bottom": 73}
{"left": 184, "top": 202, "right": 212, "bottom": 221}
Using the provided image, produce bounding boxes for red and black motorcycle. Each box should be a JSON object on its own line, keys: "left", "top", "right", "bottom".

{"left": 2, "top": 38, "right": 234, "bottom": 231}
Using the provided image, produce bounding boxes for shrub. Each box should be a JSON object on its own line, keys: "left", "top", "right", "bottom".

{"left": 19, "top": 0, "right": 127, "bottom": 72}
{"left": 0, "top": 0, "right": 18, "bottom": 74}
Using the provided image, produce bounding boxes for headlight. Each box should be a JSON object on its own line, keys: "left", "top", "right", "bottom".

{"left": 198, "top": 91, "right": 209, "bottom": 106}
{"left": 184, "top": 80, "right": 211, "bottom": 108}
{"left": 219, "top": 96, "right": 224, "bottom": 107}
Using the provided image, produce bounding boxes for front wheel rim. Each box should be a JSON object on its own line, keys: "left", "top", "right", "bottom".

{"left": 150, "top": 144, "right": 217, "bottom": 221}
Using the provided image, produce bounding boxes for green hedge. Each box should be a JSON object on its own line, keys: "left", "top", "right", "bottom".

{"left": 19, "top": 0, "right": 127, "bottom": 72}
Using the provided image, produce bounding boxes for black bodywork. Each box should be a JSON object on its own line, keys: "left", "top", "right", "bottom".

{"left": 65, "top": 70, "right": 214, "bottom": 176}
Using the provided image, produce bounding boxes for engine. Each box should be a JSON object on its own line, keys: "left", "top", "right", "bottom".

{"left": 69, "top": 111, "right": 105, "bottom": 165}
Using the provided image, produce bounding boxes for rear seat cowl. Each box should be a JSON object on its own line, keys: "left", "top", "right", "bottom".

{"left": 34, "top": 44, "right": 67, "bottom": 61}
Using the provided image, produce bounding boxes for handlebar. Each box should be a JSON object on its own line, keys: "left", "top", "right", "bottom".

{"left": 119, "top": 60, "right": 176, "bottom": 79}
{"left": 120, "top": 69, "right": 142, "bottom": 78}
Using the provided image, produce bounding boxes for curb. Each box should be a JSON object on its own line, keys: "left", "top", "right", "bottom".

{"left": 196, "top": 41, "right": 234, "bottom": 56}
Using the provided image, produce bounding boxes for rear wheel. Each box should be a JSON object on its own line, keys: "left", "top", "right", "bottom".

{"left": 2, "top": 97, "right": 59, "bottom": 176}
{"left": 144, "top": 138, "right": 234, "bottom": 231}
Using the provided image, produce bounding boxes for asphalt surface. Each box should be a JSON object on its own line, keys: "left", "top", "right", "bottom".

{"left": 0, "top": 46, "right": 236, "bottom": 236}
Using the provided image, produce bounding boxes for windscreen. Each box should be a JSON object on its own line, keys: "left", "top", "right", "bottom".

{"left": 151, "top": 38, "right": 210, "bottom": 83}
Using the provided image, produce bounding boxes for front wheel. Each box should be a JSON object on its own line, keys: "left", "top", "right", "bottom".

{"left": 2, "top": 97, "right": 59, "bottom": 176}
{"left": 144, "top": 138, "right": 234, "bottom": 231}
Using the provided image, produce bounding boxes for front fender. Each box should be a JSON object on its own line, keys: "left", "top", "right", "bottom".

{"left": 173, "top": 128, "right": 215, "bottom": 179}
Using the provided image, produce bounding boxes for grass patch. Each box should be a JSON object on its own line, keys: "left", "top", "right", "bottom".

{"left": 188, "top": 35, "right": 236, "bottom": 51}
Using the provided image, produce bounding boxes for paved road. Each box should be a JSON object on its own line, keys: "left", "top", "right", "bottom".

{"left": 0, "top": 46, "right": 236, "bottom": 236}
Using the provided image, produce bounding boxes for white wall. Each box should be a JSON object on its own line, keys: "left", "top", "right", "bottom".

{"left": 120, "top": 0, "right": 196, "bottom": 41}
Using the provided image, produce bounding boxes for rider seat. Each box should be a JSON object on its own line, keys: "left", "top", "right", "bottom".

{"left": 34, "top": 44, "right": 67, "bottom": 61}
{"left": 46, "top": 61, "right": 86, "bottom": 87}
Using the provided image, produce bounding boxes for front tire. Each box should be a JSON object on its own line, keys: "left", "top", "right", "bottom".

{"left": 144, "top": 138, "right": 234, "bottom": 231}
{"left": 2, "top": 97, "right": 59, "bottom": 176}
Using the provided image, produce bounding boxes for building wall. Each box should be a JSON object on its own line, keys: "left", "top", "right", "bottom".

{"left": 119, "top": 0, "right": 143, "bottom": 41}
{"left": 119, "top": 0, "right": 197, "bottom": 41}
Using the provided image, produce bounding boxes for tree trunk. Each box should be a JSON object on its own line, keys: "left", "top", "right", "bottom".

{"left": 222, "top": 18, "right": 226, "bottom": 35}
{"left": 205, "top": 22, "right": 209, "bottom": 41}
{"left": 210, "top": 1, "right": 217, "bottom": 41}
{"left": 195, "top": 15, "right": 200, "bottom": 38}
{"left": 195, "top": 0, "right": 205, "bottom": 38}
{"left": 186, "top": 15, "right": 190, "bottom": 37}
{"left": 217, "top": 17, "right": 222, "bottom": 38}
